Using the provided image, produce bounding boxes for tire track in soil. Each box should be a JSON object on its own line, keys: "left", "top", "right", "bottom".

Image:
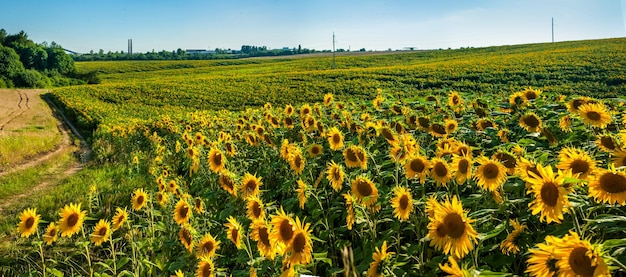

{"left": 0, "top": 91, "right": 29, "bottom": 131}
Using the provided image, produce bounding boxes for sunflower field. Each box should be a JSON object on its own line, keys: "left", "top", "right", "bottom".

{"left": 5, "top": 38, "right": 626, "bottom": 277}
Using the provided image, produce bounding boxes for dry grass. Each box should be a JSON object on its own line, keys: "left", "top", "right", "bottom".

{"left": 0, "top": 89, "right": 62, "bottom": 168}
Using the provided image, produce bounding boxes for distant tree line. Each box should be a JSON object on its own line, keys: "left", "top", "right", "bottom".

{"left": 0, "top": 29, "right": 99, "bottom": 88}
{"left": 72, "top": 44, "right": 322, "bottom": 61}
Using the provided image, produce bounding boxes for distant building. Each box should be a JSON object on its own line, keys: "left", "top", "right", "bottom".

{"left": 403, "top": 47, "right": 417, "bottom": 51}
{"left": 186, "top": 49, "right": 216, "bottom": 54}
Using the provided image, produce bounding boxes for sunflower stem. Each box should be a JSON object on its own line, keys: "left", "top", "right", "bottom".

{"left": 36, "top": 228, "right": 46, "bottom": 277}
{"left": 109, "top": 235, "right": 117, "bottom": 276}
{"left": 81, "top": 227, "right": 93, "bottom": 277}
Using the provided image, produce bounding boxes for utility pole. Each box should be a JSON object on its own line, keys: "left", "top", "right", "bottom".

{"left": 552, "top": 17, "right": 554, "bottom": 43}
{"left": 332, "top": 32, "right": 336, "bottom": 69}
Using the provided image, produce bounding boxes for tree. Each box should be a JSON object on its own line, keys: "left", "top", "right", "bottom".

{"left": 46, "top": 47, "right": 74, "bottom": 75}
{"left": 0, "top": 45, "right": 24, "bottom": 80}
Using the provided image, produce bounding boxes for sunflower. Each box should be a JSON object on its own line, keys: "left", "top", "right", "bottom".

{"left": 526, "top": 235, "right": 560, "bottom": 277}
{"left": 455, "top": 142, "right": 471, "bottom": 157}
{"left": 251, "top": 219, "right": 275, "bottom": 260}
{"left": 493, "top": 151, "right": 518, "bottom": 175}
{"left": 474, "top": 157, "right": 507, "bottom": 192}
{"left": 196, "top": 232, "right": 220, "bottom": 259}
{"left": 285, "top": 217, "right": 313, "bottom": 266}
{"left": 270, "top": 207, "right": 295, "bottom": 255}
{"left": 187, "top": 197, "right": 201, "bottom": 214}
{"left": 448, "top": 91, "right": 463, "bottom": 107}
{"left": 343, "top": 193, "right": 356, "bottom": 230}
{"left": 526, "top": 164, "right": 572, "bottom": 224}
{"left": 554, "top": 231, "right": 610, "bottom": 277}
{"left": 17, "top": 208, "right": 40, "bottom": 238}
{"left": 307, "top": 144, "right": 323, "bottom": 157}
{"left": 405, "top": 154, "right": 431, "bottom": 184}
{"left": 588, "top": 166, "right": 626, "bottom": 205}
{"left": 475, "top": 118, "right": 497, "bottom": 131}
{"left": 611, "top": 148, "right": 626, "bottom": 167}
{"left": 296, "top": 179, "right": 308, "bottom": 209}
{"left": 168, "top": 180, "right": 178, "bottom": 194}
{"left": 300, "top": 104, "right": 312, "bottom": 117}
{"left": 196, "top": 256, "right": 215, "bottom": 277}
{"left": 499, "top": 219, "right": 526, "bottom": 255}
{"left": 43, "top": 222, "right": 57, "bottom": 245}
{"left": 112, "top": 207, "right": 128, "bottom": 231}
{"left": 367, "top": 241, "right": 394, "bottom": 277}
{"left": 155, "top": 191, "right": 169, "bottom": 207}
{"left": 90, "top": 219, "right": 111, "bottom": 246}
{"left": 518, "top": 113, "right": 542, "bottom": 133}
{"left": 390, "top": 186, "right": 413, "bottom": 221}
{"left": 380, "top": 127, "right": 398, "bottom": 144}
{"left": 131, "top": 188, "right": 148, "bottom": 211}
{"left": 240, "top": 172, "right": 262, "bottom": 199}
{"left": 509, "top": 91, "right": 528, "bottom": 108}
{"left": 224, "top": 216, "right": 243, "bottom": 249}
{"left": 246, "top": 195, "right": 265, "bottom": 221}
{"left": 560, "top": 115, "right": 573, "bottom": 132}
{"left": 417, "top": 116, "right": 430, "bottom": 130}
{"left": 224, "top": 141, "right": 237, "bottom": 156}
{"left": 516, "top": 157, "right": 541, "bottom": 184}
{"left": 343, "top": 145, "right": 367, "bottom": 169}
{"left": 431, "top": 157, "right": 453, "bottom": 186}
{"left": 58, "top": 203, "right": 87, "bottom": 238}
{"left": 284, "top": 104, "right": 294, "bottom": 116}
{"left": 439, "top": 256, "right": 471, "bottom": 277}
{"left": 323, "top": 93, "right": 334, "bottom": 106}
{"left": 595, "top": 134, "right": 620, "bottom": 152}
{"left": 557, "top": 147, "right": 596, "bottom": 181}
{"left": 567, "top": 96, "right": 592, "bottom": 113}
{"left": 219, "top": 172, "right": 237, "bottom": 197}
{"left": 174, "top": 199, "right": 192, "bottom": 226}
{"left": 326, "top": 161, "right": 345, "bottom": 192}
{"left": 427, "top": 196, "right": 478, "bottom": 259}
{"left": 287, "top": 149, "right": 306, "bottom": 175}
{"left": 351, "top": 175, "right": 379, "bottom": 206}
{"left": 429, "top": 123, "right": 448, "bottom": 137}
{"left": 440, "top": 119, "right": 458, "bottom": 135}
{"left": 451, "top": 154, "right": 473, "bottom": 184}
{"left": 207, "top": 148, "right": 226, "bottom": 173}
{"left": 522, "top": 88, "right": 541, "bottom": 100}
{"left": 327, "top": 127, "right": 344, "bottom": 151}
{"left": 577, "top": 102, "right": 612, "bottom": 129}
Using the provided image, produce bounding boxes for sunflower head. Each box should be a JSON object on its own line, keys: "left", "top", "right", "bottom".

{"left": 519, "top": 113, "right": 542, "bottom": 132}
{"left": 285, "top": 217, "right": 313, "bottom": 266}
{"left": 196, "top": 233, "right": 220, "bottom": 259}
{"left": 196, "top": 256, "right": 214, "bottom": 277}
{"left": 58, "top": 203, "right": 87, "bottom": 238}
{"left": 240, "top": 172, "right": 263, "bottom": 199}
{"left": 219, "top": 172, "right": 237, "bottom": 197}
{"left": 351, "top": 175, "right": 379, "bottom": 206}
{"left": 327, "top": 127, "right": 344, "bottom": 151}
{"left": 90, "top": 219, "right": 111, "bottom": 246}
{"left": 112, "top": 207, "right": 128, "bottom": 231}
{"left": 17, "top": 208, "right": 40, "bottom": 238}
{"left": 431, "top": 157, "right": 452, "bottom": 186}
{"left": 526, "top": 164, "right": 572, "bottom": 224}
{"left": 43, "top": 222, "right": 58, "bottom": 245}
{"left": 208, "top": 148, "right": 226, "bottom": 173}
{"left": 448, "top": 91, "right": 463, "bottom": 107}
{"left": 174, "top": 199, "right": 192, "bottom": 226}
{"left": 323, "top": 93, "right": 334, "bottom": 106}
{"left": 131, "top": 188, "right": 149, "bottom": 211}
{"left": 326, "top": 161, "right": 345, "bottom": 192}
{"left": 246, "top": 196, "right": 265, "bottom": 221}
{"left": 307, "top": 144, "right": 323, "bottom": 157}
{"left": 588, "top": 166, "right": 626, "bottom": 205}
{"left": 405, "top": 154, "right": 431, "bottom": 184}
{"left": 251, "top": 220, "right": 275, "bottom": 260}
{"left": 224, "top": 216, "right": 243, "bottom": 249}
{"left": 390, "top": 186, "right": 413, "bottom": 221}
{"left": 270, "top": 207, "right": 296, "bottom": 254}
{"left": 578, "top": 102, "right": 612, "bottom": 129}
{"left": 474, "top": 157, "right": 508, "bottom": 192}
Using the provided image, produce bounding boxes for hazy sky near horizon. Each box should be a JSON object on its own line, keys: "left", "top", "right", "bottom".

{"left": 2, "top": 0, "right": 625, "bottom": 53}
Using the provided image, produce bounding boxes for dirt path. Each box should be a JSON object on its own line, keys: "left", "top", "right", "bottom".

{"left": 0, "top": 90, "right": 90, "bottom": 211}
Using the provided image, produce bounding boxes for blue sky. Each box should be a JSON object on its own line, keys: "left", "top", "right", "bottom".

{"left": 1, "top": 0, "right": 625, "bottom": 53}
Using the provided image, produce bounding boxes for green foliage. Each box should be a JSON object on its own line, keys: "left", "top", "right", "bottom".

{"left": 17, "top": 69, "right": 49, "bottom": 88}
{"left": 0, "top": 45, "right": 24, "bottom": 79}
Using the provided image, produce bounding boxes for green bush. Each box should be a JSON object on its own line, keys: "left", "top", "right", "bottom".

{"left": 16, "top": 69, "right": 49, "bottom": 88}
